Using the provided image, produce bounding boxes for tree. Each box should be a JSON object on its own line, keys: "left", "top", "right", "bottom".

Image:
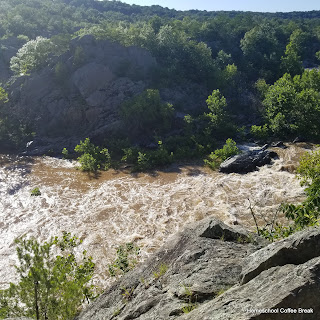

{"left": 205, "top": 89, "right": 228, "bottom": 128}
{"left": 74, "top": 138, "right": 111, "bottom": 171}
{"left": 0, "top": 232, "right": 98, "bottom": 320}
{"left": 120, "top": 89, "right": 174, "bottom": 136}
{"left": 280, "top": 29, "right": 307, "bottom": 76}
{"left": 10, "top": 36, "right": 57, "bottom": 75}
{"left": 240, "top": 22, "right": 283, "bottom": 81}
{"left": 263, "top": 70, "right": 320, "bottom": 138}
{"left": 204, "top": 138, "right": 239, "bottom": 170}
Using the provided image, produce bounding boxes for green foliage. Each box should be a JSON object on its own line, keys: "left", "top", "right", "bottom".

{"left": 204, "top": 138, "right": 240, "bottom": 170}
{"left": 10, "top": 37, "right": 57, "bottom": 75}
{"left": 263, "top": 70, "right": 320, "bottom": 139}
{"left": 73, "top": 46, "right": 86, "bottom": 67}
{"left": 206, "top": 89, "right": 227, "bottom": 120}
{"left": 107, "top": 243, "right": 140, "bottom": 277}
{"left": 180, "top": 284, "right": 197, "bottom": 314}
{"left": 0, "top": 232, "right": 98, "bottom": 320}
{"left": 0, "top": 87, "right": 8, "bottom": 103}
{"left": 202, "top": 89, "right": 237, "bottom": 139}
{"left": 121, "top": 287, "right": 134, "bottom": 304}
{"left": 30, "top": 187, "right": 41, "bottom": 196}
{"left": 121, "top": 141, "right": 173, "bottom": 172}
{"left": 253, "top": 148, "right": 320, "bottom": 241}
{"left": 250, "top": 124, "right": 269, "bottom": 141}
{"left": 181, "top": 304, "right": 197, "bottom": 314}
{"left": 62, "top": 147, "right": 69, "bottom": 159}
{"left": 255, "top": 79, "right": 269, "bottom": 100}
{"left": 297, "top": 148, "right": 320, "bottom": 186}
{"left": 74, "top": 138, "right": 111, "bottom": 172}
{"left": 1, "top": 0, "right": 320, "bottom": 159}
{"left": 120, "top": 89, "right": 174, "bottom": 136}
{"left": 281, "top": 29, "right": 309, "bottom": 76}
{"left": 240, "top": 22, "right": 284, "bottom": 81}
{"left": 153, "top": 263, "right": 168, "bottom": 279}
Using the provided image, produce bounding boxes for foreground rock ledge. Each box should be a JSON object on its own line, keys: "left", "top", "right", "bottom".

{"left": 75, "top": 218, "right": 319, "bottom": 320}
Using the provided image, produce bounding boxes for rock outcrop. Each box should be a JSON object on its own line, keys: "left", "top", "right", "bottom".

{"left": 5, "top": 35, "right": 155, "bottom": 145}
{"left": 75, "top": 219, "right": 320, "bottom": 320}
{"left": 219, "top": 147, "right": 278, "bottom": 173}
{"left": 2, "top": 35, "right": 210, "bottom": 154}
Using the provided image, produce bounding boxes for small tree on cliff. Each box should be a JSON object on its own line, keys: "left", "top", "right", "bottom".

{"left": 0, "top": 232, "right": 98, "bottom": 320}
{"left": 10, "top": 36, "right": 56, "bottom": 75}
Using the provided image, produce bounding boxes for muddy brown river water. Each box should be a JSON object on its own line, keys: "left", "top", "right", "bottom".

{"left": 0, "top": 143, "right": 311, "bottom": 288}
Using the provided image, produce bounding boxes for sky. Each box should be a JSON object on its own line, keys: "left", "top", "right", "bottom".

{"left": 117, "top": 0, "right": 320, "bottom": 12}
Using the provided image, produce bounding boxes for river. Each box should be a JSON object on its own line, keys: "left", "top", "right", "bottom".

{"left": 0, "top": 143, "right": 310, "bottom": 289}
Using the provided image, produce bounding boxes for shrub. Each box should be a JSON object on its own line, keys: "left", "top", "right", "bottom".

{"left": 153, "top": 263, "right": 168, "bottom": 279}
{"left": 74, "top": 138, "right": 111, "bottom": 172}
{"left": 119, "top": 89, "right": 174, "bottom": 136}
{"left": 10, "top": 37, "right": 57, "bottom": 75}
{"left": 204, "top": 138, "right": 239, "bottom": 170}
{"left": 30, "top": 187, "right": 41, "bottom": 196}
{"left": 262, "top": 70, "right": 320, "bottom": 139}
{"left": 0, "top": 87, "right": 8, "bottom": 103}
{"left": 250, "top": 124, "right": 269, "bottom": 141}
{"left": 121, "top": 141, "right": 173, "bottom": 172}
{"left": 108, "top": 243, "right": 140, "bottom": 277}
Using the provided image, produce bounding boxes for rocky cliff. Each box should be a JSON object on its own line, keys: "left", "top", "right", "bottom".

{"left": 5, "top": 36, "right": 155, "bottom": 141}
{"left": 75, "top": 218, "right": 320, "bottom": 320}
{"left": 2, "top": 35, "right": 208, "bottom": 154}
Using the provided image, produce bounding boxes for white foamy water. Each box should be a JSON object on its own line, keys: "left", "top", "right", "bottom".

{"left": 0, "top": 144, "right": 310, "bottom": 288}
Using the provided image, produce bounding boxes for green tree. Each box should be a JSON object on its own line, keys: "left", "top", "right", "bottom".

{"left": 204, "top": 89, "right": 228, "bottom": 131}
{"left": 280, "top": 29, "right": 307, "bottom": 76}
{"left": 0, "top": 87, "right": 8, "bottom": 104}
{"left": 263, "top": 70, "right": 320, "bottom": 138}
{"left": 10, "top": 36, "right": 57, "bottom": 75}
{"left": 74, "top": 138, "right": 111, "bottom": 172}
{"left": 0, "top": 232, "right": 98, "bottom": 320}
{"left": 120, "top": 89, "right": 174, "bottom": 136}
{"left": 240, "top": 22, "right": 283, "bottom": 81}
{"left": 204, "top": 138, "right": 239, "bottom": 170}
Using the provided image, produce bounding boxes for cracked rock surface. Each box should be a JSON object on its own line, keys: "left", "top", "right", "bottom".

{"left": 76, "top": 219, "right": 320, "bottom": 320}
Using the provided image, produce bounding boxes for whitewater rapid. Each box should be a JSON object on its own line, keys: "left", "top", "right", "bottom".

{"left": 0, "top": 143, "right": 310, "bottom": 288}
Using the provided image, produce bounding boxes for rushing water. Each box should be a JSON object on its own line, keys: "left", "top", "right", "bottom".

{"left": 0, "top": 143, "right": 311, "bottom": 288}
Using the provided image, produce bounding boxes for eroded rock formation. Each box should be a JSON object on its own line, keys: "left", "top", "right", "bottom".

{"left": 75, "top": 218, "right": 320, "bottom": 320}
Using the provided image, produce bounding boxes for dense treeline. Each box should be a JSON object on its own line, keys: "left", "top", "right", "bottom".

{"left": 0, "top": 0, "right": 320, "bottom": 167}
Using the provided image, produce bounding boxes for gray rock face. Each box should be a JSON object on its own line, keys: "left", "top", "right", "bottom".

{"left": 76, "top": 221, "right": 320, "bottom": 320}
{"left": 75, "top": 218, "right": 264, "bottom": 320}
{"left": 181, "top": 257, "right": 320, "bottom": 320}
{"left": 241, "top": 227, "right": 320, "bottom": 284}
{"left": 5, "top": 36, "right": 156, "bottom": 144}
{"left": 219, "top": 149, "right": 278, "bottom": 174}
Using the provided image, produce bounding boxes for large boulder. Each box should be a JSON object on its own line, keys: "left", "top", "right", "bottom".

{"left": 75, "top": 217, "right": 264, "bottom": 320}
{"left": 241, "top": 227, "right": 320, "bottom": 284}
{"left": 181, "top": 256, "right": 320, "bottom": 320}
{"left": 219, "top": 148, "right": 278, "bottom": 174}
{"left": 76, "top": 220, "right": 320, "bottom": 320}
